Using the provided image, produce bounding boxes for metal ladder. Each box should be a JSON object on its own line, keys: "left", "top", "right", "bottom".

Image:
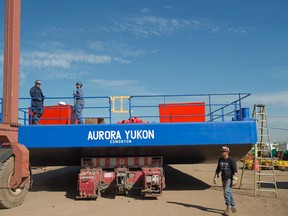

{"left": 239, "top": 104, "right": 278, "bottom": 198}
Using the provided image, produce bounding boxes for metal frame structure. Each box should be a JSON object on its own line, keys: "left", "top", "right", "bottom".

{"left": 253, "top": 104, "right": 278, "bottom": 197}
{"left": 0, "top": 0, "right": 30, "bottom": 209}
{"left": 239, "top": 104, "right": 278, "bottom": 198}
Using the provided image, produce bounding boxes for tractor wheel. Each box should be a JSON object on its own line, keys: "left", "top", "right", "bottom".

{"left": 0, "top": 157, "right": 30, "bottom": 209}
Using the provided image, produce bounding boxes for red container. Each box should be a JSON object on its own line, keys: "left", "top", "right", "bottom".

{"left": 158, "top": 102, "right": 205, "bottom": 123}
{"left": 29, "top": 105, "right": 73, "bottom": 125}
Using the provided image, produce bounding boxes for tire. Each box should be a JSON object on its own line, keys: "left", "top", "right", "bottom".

{"left": 0, "top": 157, "right": 30, "bottom": 209}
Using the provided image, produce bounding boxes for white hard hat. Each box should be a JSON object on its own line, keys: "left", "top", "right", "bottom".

{"left": 58, "top": 101, "right": 66, "bottom": 106}
{"left": 220, "top": 146, "right": 230, "bottom": 152}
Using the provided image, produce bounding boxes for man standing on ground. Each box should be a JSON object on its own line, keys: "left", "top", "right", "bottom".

{"left": 73, "top": 81, "right": 85, "bottom": 124}
{"left": 30, "top": 80, "right": 45, "bottom": 125}
{"left": 213, "top": 146, "right": 238, "bottom": 216}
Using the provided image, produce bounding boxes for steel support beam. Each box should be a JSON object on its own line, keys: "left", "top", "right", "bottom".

{"left": 2, "top": 0, "right": 21, "bottom": 125}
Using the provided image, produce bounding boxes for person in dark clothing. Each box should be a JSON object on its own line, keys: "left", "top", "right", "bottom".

{"left": 73, "top": 81, "right": 85, "bottom": 124}
{"left": 30, "top": 80, "right": 45, "bottom": 125}
{"left": 214, "top": 146, "right": 238, "bottom": 216}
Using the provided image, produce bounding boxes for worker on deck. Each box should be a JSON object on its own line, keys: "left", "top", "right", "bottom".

{"left": 73, "top": 81, "right": 85, "bottom": 124}
{"left": 30, "top": 80, "right": 45, "bottom": 125}
{"left": 213, "top": 146, "right": 238, "bottom": 216}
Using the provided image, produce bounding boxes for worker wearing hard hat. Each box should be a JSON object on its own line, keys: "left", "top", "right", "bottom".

{"left": 30, "top": 80, "right": 45, "bottom": 125}
{"left": 73, "top": 81, "right": 85, "bottom": 124}
{"left": 213, "top": 146, "right": 238, "bottom": 216}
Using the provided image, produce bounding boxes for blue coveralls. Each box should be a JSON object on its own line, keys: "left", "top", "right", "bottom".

{"left": 30, "top": 85, "right": 45, "bottom": 125}
{"left": 74, "top": 87, "right": 85, "bottom": 124}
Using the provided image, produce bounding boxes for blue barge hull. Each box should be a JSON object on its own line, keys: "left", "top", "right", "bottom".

{"left": 18, "top": 121, "right": 257, "bottom": 166}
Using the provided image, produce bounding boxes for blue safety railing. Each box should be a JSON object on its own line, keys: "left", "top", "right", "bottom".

{"left": 0, "top": 93, "right": 252, "bottom": 125}
{"left": 18, "top": 96, "right": 111, "bottom": 125}
{"left": 128, "top": 93, "right": 251, "bottom": 123}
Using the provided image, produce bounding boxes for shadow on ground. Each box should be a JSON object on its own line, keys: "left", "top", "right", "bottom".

{"left": 261, "top": 182, "right": 288, "bottom": 190}
{"left": 277, "top": 182, "right": 288, "bottom": 189}
{"left": 30, "top": 166, "right": 79, "bottom": 200}
{"left": 167, "top": 201, "right": 223, "bottom": 214}
{"left": 30, "top": 165, "right": 210, "bottom": 200}
{"left": 164, "top": 165, "right": 210, "bottom": 191}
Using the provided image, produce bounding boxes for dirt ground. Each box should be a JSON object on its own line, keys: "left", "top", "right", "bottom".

{"left": 1, "top": 162, "right": 287, "bottom": 216}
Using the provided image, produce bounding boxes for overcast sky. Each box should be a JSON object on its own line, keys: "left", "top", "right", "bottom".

{"left": 0, "top": 0, "right": 287, "bottom": 141}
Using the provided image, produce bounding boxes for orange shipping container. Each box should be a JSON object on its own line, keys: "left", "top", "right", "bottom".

{"left": 29, "top": 105, "right": 73, "bottom": 125}
{"left": 158, "top": 102, "right": 206, "bottom": 123}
